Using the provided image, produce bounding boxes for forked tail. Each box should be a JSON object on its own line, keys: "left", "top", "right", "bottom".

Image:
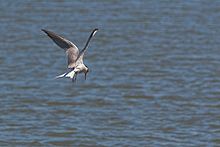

{"left": 55, "top": 70, "right": 75, "bottom": 79}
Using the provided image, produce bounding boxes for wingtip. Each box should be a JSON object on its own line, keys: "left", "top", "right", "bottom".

{"left": 94, "top": 28, "right": 99, "bottom": 31}
{"left": 41, "top": 29, "right": 47, "bottom": 33}
{"left": 41, "top": 29, "right": 51, "bottom": 36}
{"left": 91, "top": 28, "right": 99, "bottom": 36}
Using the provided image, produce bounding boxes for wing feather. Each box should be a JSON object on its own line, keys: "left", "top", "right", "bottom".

{"left": 76, "top": 28, "right": 98, "bottom": 65}
{"left": 42, "top": 29, "right": 79, "bottom": 68}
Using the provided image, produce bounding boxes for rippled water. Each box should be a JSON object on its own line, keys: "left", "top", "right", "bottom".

{"left": 0, "top": 0, "right": 220, "bottom": 146}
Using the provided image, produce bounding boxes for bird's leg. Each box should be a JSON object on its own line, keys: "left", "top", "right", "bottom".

{"left": 74, "top": 73, "right": 77, "bottom": 81}
{"left": 72, "top": 72, "right": 77, "bottom": 82}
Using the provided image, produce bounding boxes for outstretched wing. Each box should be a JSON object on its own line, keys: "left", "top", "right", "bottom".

{"left": 42, "top": 29, "right": 79, "bottom": 68}
{"left": 76, "top": 28, "right": 98, "bottom": 65}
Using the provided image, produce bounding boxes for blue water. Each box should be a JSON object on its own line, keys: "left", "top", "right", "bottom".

{"left": 0, "top": 0, "right": 220, "bottom": 146}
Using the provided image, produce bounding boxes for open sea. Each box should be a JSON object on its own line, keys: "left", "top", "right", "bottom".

{"left": 0, "top": 0, "right": 220, "bottom": 146}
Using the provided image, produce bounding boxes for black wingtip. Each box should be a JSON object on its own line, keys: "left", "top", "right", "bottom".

{"left": 93, "top": 28, "right": 99, "bottom": 32}
{"left": 91, "top": 28, "right": 98, "bottom": 37}
{"left": 41, "top": 29, "right": 52, "bottom": 37}
{"left": 41, "top": 29, "right": 47, "bottom": 33}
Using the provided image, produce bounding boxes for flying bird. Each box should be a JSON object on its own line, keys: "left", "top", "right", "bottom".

{"left": 42, "top": 28, "right": 98, "bottom": 82}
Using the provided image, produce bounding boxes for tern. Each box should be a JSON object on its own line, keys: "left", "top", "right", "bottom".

{"left": 42, "top": 28, "right": 98, "bottom": 82}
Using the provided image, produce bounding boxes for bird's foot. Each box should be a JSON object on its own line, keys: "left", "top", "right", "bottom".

{"left": 72, "top": 73, "right": 77, "bottom": 82}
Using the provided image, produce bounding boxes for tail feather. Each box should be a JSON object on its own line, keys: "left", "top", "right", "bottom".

{"left": 55, "top": 73, "right": 67, "bottom": 79}
{"left": 65, "top": 70, "right": 75, "bottom": 79}
{"left": 55, "top": 70, "right": 75, "bottom": 79}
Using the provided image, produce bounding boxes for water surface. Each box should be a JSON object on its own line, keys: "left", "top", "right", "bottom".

{"left": 0, "top": 0, "right": 220, "bottom": 146}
